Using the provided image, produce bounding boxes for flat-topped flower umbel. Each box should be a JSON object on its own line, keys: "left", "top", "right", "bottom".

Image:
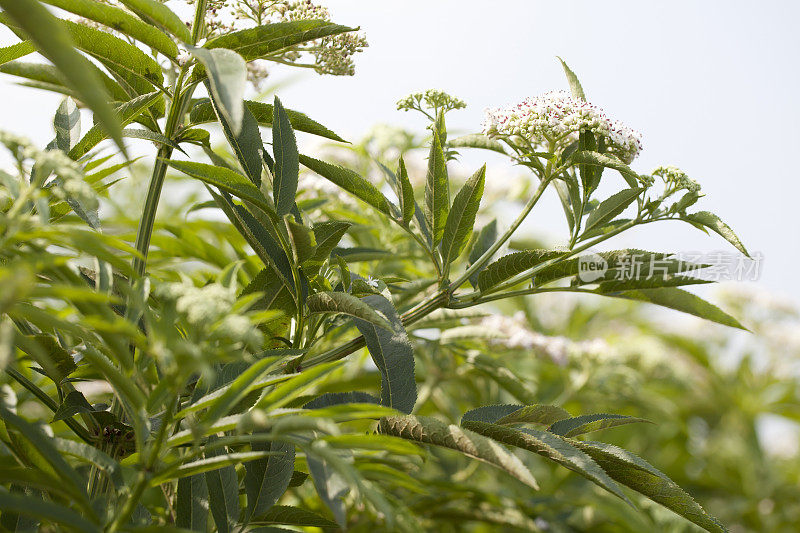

{"left": 483, "top": 90, "right": 643, "bottom": 164}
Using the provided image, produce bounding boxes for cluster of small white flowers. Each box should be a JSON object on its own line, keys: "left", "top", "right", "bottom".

{"left": 0, "top": 131, "right": 98, "bottom": 212}
{"left": 483, "top": 90, "right": 643, "bottom": 164}
{"left": 651, "top": 165, "right": 701, "bottom": 193}
{"left": 156, "top": 281, "right": 263, "bottom": 348}
{"left": 478, "top": 311, "right": 608, "bottom": 366}
{"left": 396, "top": 89, "right": 467, "bottom": 114}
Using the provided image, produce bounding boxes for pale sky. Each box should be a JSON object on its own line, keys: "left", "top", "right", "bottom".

{"left": 2, "top": 1, "right": 798, "bottom": 304}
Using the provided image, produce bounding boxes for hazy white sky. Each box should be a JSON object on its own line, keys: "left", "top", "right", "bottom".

{"left": 2, "top": 1, "right": 798, "bottom": 303}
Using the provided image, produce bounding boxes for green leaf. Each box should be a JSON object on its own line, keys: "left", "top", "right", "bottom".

{"left": 570, "top": 150, "right": 641, "bottom": 188}
{"left": 462, "top": 404, "right": 571, "bottom": 427}
{"left": 441, "top": 165, "right": 485, "bottom": 265}
{"left": 596, "top": 275, "right": 710, "bottom": 292}
{"left": 154, "top": 451, "right": 277, "bottom": 485}
{"left": 52, "top": 390, "right": 94, "bottom": 422}
{"left": 0, "top": 491, "right": 100, "bottom": 533}
{"left": 165, "top": 160, "right": 272, "bottom": 214}
{"left": 285, "top": 218, "right": 316, "bottom": 263}
{"left": 467, "top": 219, "right": 498, "bottom": 287}
{"left": 306, "top": 449, "right": 349, "bottom": 527}
{"left": 69, "top": 91, "right": 161, "bottom": 160}
{"left": 395, "top": 157, "right": 415, "bottom": 226}
{"left": 53, "top": 438, "right": 123, "bottom": 489}
{"left": 353, "top": 295, "right": 416, "bottom": 414}
{"left": 425, "top": 131, "right": 449, "bottom": 246}
{"left": 462, "top": 421, "right": 631, "bottom": 504}
{"left": 189, "top": 99, "right": 346, "bottom": 142}
{"left": 204, "top": 444, "right": 241, "bottom": 533}
{"left": 684, "top": 211, "right": 749, "bottom": 256}
{"left": 0, "top": 41, "right": 35, "bottom": 66}
{"left": 190, "top": 47, "right": 247, "bottom": 135}
{"left": 0, "top": 0, "right": 124, "bottom": 154}
{"left": 299, "top": 155, "right": 392, "bottom": 215}
{"left": 205, "top": 20, "right": 355, "bottom": 61}
{"left": 549, "top": 414, "right": 652, "bottom": 437}
{"left": 122, "top": 128, "right": 182, "bottom": 152}
{"left": 42, "top": 0, "right": 178, "bottom": 58}
{"left": 177, "top": 474, "right": 209, "bottom": 532}
{"left": 307, "top": 291, "right": 393, "bottom": 331}
{"left": 448, "top": 134, "right": 508, "bottom": 155}
{"left": 118, "top": 0, "right": 191, "bottom": 43}
{"left": 241, "top": 268, "right": 296, "bottom": 341}
{"left": 478, "top": 250, "right": 564, "bottom": 292}
{"left": 378, "top": 415, "right": 538, "bottom": 489}
{"left": 557, "top": 56, "right": 586, "bottom": 100}
{"left": 583, "top": 187, "right": 643, "bottom": 234}
{"left": 256, "top": 505, "right": 339, "bottom": 528}
{"left": 207, "top": 83, "right": 263, "bottom": 186}
{"left": 245, "top": 441, "right": 295, "bottom": 519}
{"left": 572, "top": 440, "right": 727, "bottom": 533}
{"left": 304, "top": 221, "right": 351, "bottom": 274}
{"left": 599, "top": 287, "right": 746, "bottom": 330}
{"left": 272, "top": 96, "right": 300, "bottom": 216}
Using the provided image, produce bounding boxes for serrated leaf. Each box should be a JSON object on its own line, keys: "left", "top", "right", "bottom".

{"left": 69, "top": 91, "right": 160, "bottom": 160}
{"left": 165, "top": 160, "right": 272, "bottom": 214}
{"left": 299, "top": 154, "right": 392, "bottom": 215}
{"left": 189, "top": 99, "right": 346, "bottom": 142}
{"left": 176, "top": 474, "right": 209, "bottom": 532}
{"left": 572, "top": 440, "right": 727, "bottom": 533}
{"left": 122, "top": 128, "right": 182, "bottom": 152}
{"left": 307, "top": 291, "right": 393, "bottom": 331}
{"left": 42, "top": 0, "right": 178, "bottom": 58}
{"left": 273, "top": 96, "right": 299, "bottom": 216}
{"left": 425, "top": 131, "right": 449, "bottom": 246}
{"left": 118, "top": 0, "right": 191, "bottom": 43}
{"left": 596, "top": 275, "right": 710, "bottom": 292}
{"left": 0, "top": 0, "right": 124, "bottom": 154}
{"left": 684, "top": 211, "right": 749, "bottom": 257}
{"left": 256, "top": 505, "right": 339, "bottom": 528}
{"left": 353, "top": 295, "right": 416, "bottom": 414}
{"left": 397, "top": 156, "right": 415, "bottom": 225}
{"left": 190, "top": 47, "right": 247, "bottom": 135}
{"left": 377, "top": 415, "right": 538, "bottom": 489}
{"left": 285, "top": 217, "right": 316, "bottom": 263}
{"left": 205, "top": 20, "right": 355, "bottom": 61}
{"left": 462, "top": 404, "right": 571, "bottom": 427}
{"left": 244, "top": 440, "right": 295, "bottom": 519}
{"left": 462, "top": 421, "right": 631, "bottom": 504}
{"left": 599, "top": 287, "right": 746, "bottom": 330}
{"left": 467, "top": 219, "right": 498, "bottom": 287}
{"left": 548, "top": 414, "right": 651, "bottom": 437}
{"left": 0, "top": 41, "right": 35, "bottom": 66}
{"left": 448, "top": 134, "right": 507, "bottom": 155}
{"left": 557, "top": 56, "right": 586, "bottom": 100}
{"left": 208, "top": 85, "right": 263, "bottom": 186}
{"left": 583, "top": 188, "right": 642, "bottom": 234}
{"left": 441, "top": 165, "right": 485, "bottom": 265}
{"left": 304, "top": 221, "right": 350, "bottom": 274}
{"left": 478, "top": 250, "right": 564, "bottom": 291}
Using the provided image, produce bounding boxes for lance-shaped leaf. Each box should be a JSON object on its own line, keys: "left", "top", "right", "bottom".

{"left": 353, "top": 295, "right": 416, "bottom": 414}
{"left": 0, "top": 41, "right": 35, "bottom": 66}
{"left": 548, "top": 413, "right": 652, "bottom": 437}
{"left": 596, "top": 275, "right": 710, "bottom": 292}
{"left": 189, "top": 99, "right": 346, "bottom": 142}
{"left": 572, "top": 440, "right": 727, "bottom": 533}
{"left": 425, "top": 131, "right": 449, "bottom": 246}
{"left": 462, "top": 420, "right": 631, "bottom": 504}
{"left": 0, "top": 0, "right": 124, "bottom": 154}
{"left": 244, "top": 440, "right": 295, "bottom": 519}
{"left": 448, "top": 134, "right": 508, "bottom": 155}
{"left": 0, "top": 492, "right": 100, "bottom": 533}
{"left": 42, "top": 0, "right": 178, "bottom": 59}
{"left": 177, "top": 474, "right": 209, "bottom": 532}
{"left": 257, "top": 505, "right": 339, "bottom": 529}
{"left": 118, "top": 0, "right": 191, "bottom": 43}
{"left": 557, "top": 56, "right": 586, "bottom": 100}
{"left": 441, "top": 165, "right": 485, "bottom": 265}
{"left": 190, "top": 47, "right": 247, "bottom": 135}
{"left": 207, "top": 83, "right": 263, "bottom": 186}
{"left": 273, "top": 96, "right": 299, "bottom": 216}
{"left": 684, "top": 211, "right": 749, "bottom": 256}
{"left": 378, "top": 415, "right": 538, "bottom": 489}
{"left": 584, "top": 187, "right": 642, "bottom": 234}
{"left": 69, "top": 91, "right": 160, "bottom": 160}
{"left": 285, "top": 217, "right": 316, "bottom": 263}
{"left": 153, "top": 451, "right": 278, "bottom": 485}
{"left": 467, "top": 219, "right": 498, "bottom": 287}
{"left": 53, "top": 438, "right": 123, "bottom": 490}
{"left": 598, "top": 287, "right": 746, "bottom": 330}
{"left": 52, "top": 97, "right": 80, "bottom": 153}
{"left": 204, "top": 443, "right": 240, "bottom": 533}
{"left": 121, "top": 128, "right": 182, "bottom": 152}
{"left": 306, "top": 448, "right": 349, "bottom": 527}
{"left": 477, "top": 250, "right": 565, "bottom": 292}
{"left": 307, "top": 291, "right": 393, "bottom": 331}
{"left": 304, "top": 221, "right": 351, "bottom": 274}
{"left": 462, "top": 404, "right": 570, "bottom": 427}
{"left": 164, "top": 160, "right": 272, "bottom": 214}
{"left": 299, "top": 155, "right": 392, "bottom": 215}
{"left": 241, "top": 268, "right": 296, "bottom": 341}
{"left": 389, "top": 156, "right": 415, "bottom": 226}
{"left": 205, "top": 19, "right": 355, "bottom": 61}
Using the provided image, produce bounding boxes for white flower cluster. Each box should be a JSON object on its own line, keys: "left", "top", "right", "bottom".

{"left": 0, "top": 131, "right": 98, "bottom": 213}
{"left": 156, "top": 280, "right": 263, "bottom": 349}
{"left": 479, "top": 311, "right": 608, "bottom": 366}
{"left": 483, "top": 90, "right": 643, "bottom": 164}
{"left": 651, "top": 165, "right": 701, "bottom": 193}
